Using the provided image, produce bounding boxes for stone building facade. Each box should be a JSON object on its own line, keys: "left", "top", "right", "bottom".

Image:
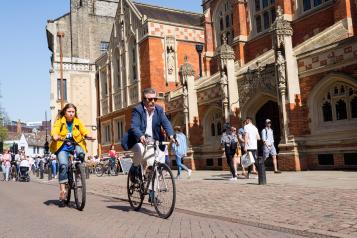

{"left": 46, "top": 0, "right": 119, "bottom": 155}
{"left": 96, "top": 0, "right": 357, "bottom": 170}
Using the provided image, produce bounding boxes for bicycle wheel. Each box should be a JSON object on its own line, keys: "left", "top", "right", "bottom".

{"left": 95, "top": 164, "right": 104, "bottom": 177}
{"left": 74, "top": 163, "right": 86, "bottom": 211}
{"left": 127, "top": 166, "right": 144, "bottom": 211}
{"left": 65, "top": 182, "right": 72, "bottom": 205}
{"left": 153, "top": 163, "right": 176, "bottom": 219}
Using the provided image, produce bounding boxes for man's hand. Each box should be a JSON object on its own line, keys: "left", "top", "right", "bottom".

{"left": 169, "top": 135, "right": 177, "bottom": 145}
{"left": 140, "top": 135, "right": 147, "bottom": 145}
{"left": 52, "top": 135, "right": 60, "bottom": 141}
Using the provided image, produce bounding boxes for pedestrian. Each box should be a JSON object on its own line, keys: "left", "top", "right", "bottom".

{"left": 221, "top": 123, "right": 238, "bottom": 181}
{"left": 51, "top": 154, "right": 58, "bottom": 179}
{"left": 172, "top": 126, "right": 192, "bottom": 179}
{"left": 1, "top": 149, "right": 11, "bottom": 181}
{"left": 237, "top": 120, "right": 247, "bottom": 177}
{"left": 262, "top": 119, "right": 281, "bottom": 173}
{"left": 108, "top": 144, "right": 117, "bottom": 172}
{"left": 244, "top": 117, "right": 261, "bottom": 179}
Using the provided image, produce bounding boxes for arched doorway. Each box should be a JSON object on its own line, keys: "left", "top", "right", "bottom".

{"left": 255, "top": 100, "right": 281, "bottom": 159}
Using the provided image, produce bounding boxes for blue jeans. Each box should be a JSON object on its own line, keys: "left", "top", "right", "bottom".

{"left": 2, "top": 165, "right": 10, "bottom": 181}
{"left": 57, "top": 145, "right": 84, "bottom": 184}
{"left": 51, "top": 160, "right": 58, "bottom": 177}
{"left": 175, "top": 155, "right": 189, "bottom": 176}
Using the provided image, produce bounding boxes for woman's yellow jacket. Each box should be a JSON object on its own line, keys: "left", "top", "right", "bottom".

{"left": 50, "top": 116, "right": 89, "bottom": 154}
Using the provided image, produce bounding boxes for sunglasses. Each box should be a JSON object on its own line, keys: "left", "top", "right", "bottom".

{"left": 144, "top": 97, "right": 158, "bottom": 102}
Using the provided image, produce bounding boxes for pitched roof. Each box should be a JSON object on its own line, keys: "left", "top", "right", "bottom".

{"left": 24, "top": 132, "right": 47, "bottom": 147}
{"left": 133, "top": 2, "right": 203, "bottom": 27}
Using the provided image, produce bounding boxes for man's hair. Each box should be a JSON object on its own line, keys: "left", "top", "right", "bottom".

{"left": 246, "top": 116, "right": 252, "bottom": 121}
{"left": 142, "top": 88, "right": 156, "bottom": 97}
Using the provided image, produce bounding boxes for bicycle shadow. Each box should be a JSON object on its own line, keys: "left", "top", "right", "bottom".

{"left": 107, "top": 204, "right": 158, "bottom": 217}
{"left": 43, "top": 200, "right": 76, "bottom": 208}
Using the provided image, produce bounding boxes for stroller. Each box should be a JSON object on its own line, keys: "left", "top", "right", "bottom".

{"left": 18, "top": 159, "right": 30, "bottom": 182}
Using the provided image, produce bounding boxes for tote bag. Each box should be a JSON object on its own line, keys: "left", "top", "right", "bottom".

{"left": 241, "top": 151, "right": 255, "bottom": 168}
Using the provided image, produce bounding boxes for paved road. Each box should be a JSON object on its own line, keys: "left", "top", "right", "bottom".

{"left": 0, "top": 181, "right": 303, "bottom": 238}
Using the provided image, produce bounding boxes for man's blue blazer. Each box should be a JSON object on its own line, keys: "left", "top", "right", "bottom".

{"left": 121, "top": 102, "right": 174, "bottom": 151}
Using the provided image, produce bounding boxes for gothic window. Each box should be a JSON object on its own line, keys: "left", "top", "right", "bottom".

{"left": 320, "top": 82, "right": 357, "bottom": 123}
{"left": 302, "top": 0, "right": 330, "bottom": 12}
{"left": 214, "top": 0, "right": 234, "bottom": 46}
{"left": 57, "top": 79, "right": 67, "bottom": 101}
{"left": 217, "top": 122, "right": 222, "bottom": 136}
{"left": 205, "top": 110, "right": 223, "bottom": 143}
{"left": 114, "top": 117, "right": 125, "bottom": 142}
{"left": 253, "top": 0, "right": 276, "bottom": 33}
{"left": 100, "top": 41, "right": 109, "bottom": 54}
{"left": 79, "top": 0, "right": 83, "bottom": 7}
{"left": 129, "top": 39, "right": 137, "bottom": 82}
{"left": 211, "top": 123, "right": 216, "bottom": 136}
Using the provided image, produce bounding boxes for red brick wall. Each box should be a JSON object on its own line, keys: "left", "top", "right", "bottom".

{"left": 177, "top": 41, "right": 200, "bottom": 79}
{"left": 244, "top": 34, "right": 272, "bottom": 62}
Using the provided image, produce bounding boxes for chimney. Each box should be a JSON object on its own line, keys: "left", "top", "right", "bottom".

{"left": 16, "top": 120, "right": 22, "bottom": 134}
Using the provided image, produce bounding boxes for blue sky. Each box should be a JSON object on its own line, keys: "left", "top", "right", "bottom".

{"left": 0, "top": 0, "right": 201, "bottom": 123}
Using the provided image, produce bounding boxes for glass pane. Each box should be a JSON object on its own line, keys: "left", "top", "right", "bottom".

{"left": 351, "top": 97, "right": 357, "bottom": 118}
{"left": 263, "top": 0, "right": 269, "bottom": 8}
{"left": 217, "top": 122, "right": 222, "bottom": 136}
{"left": 255, "top": 0, "right": 261, "bottom": 11}
{"left": 263, "top": 11, "right": 270, "bottom": 29}
{"left": 211, "top": 123, "right": 215, "bottom": 136}
{"left": 303, "top": 0, "right": 311, "bottom": 11}
{"left": 336, "top": 99, "right": 347, "bottom": 120}
{"left": 322, "top": 101, "right": 332, "bottom": 121}
{"left": 226, "top": 15, "right": 230, "bottom": 28}
{"left": 271, "top": 8, "right": 276, "bottom": 22}
{"left": 256, "top": 15, "right": 262, "bottom": 33}
{"left": 314, "top": 0, "right": 323, "bottom": 7}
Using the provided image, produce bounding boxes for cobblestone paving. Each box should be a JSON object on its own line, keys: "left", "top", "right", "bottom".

{"left": 33, "top": 170, "right": 357, "bottom": 238}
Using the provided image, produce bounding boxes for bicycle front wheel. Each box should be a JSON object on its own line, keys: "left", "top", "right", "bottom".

{"left": 95, "top": 164, "right": 104, "bottom": 177}
{"left": 153, "top": 163, "right": 176, "bottom": 219}
{"left": 74, "top": 163, "right": 86, "bottom": 211}
{"left": 127, "top": 166, "right": 144, "bottom": 211}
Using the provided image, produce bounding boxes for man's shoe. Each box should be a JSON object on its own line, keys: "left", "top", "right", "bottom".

{"left": 274, "top": 170, "right": 282, "bottom": 174}
{"left": 229, "top": 177, "right": 237, "bottom": 181}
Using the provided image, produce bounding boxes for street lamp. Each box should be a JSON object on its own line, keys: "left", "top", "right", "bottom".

{"left": 195, "top": 44, "right": 204, "bottom": 78}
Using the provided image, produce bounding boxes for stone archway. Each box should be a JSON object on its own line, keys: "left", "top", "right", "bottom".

{"left": 255, "top": 100, "right": 281, "bottom": 158}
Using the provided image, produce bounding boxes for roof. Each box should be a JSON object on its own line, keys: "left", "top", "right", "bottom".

{"left": 133, "top": 2, "right": 203, "bottom": 27}
{"left": 24, "top": 132, "right": 47, "bottom": 147}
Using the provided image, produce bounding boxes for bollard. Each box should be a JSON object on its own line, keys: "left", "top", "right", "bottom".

{"left": 85, "top": 166, "right": 90, "bottom": 179}
{"left": 256, "top": 157, "right": 267, "bottom": 185}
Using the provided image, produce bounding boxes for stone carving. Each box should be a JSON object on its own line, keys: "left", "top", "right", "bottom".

{"left": 238, "top": 62, "right": 277, "bottom": 106}
{"left": 166, "top": 37, "right": 176, "bottom": 75}
{"left": 270, "top": 6, "right": 293, "bottom": 49}
{"left": 276, "top": 50, "right": 287, "bottom": 94}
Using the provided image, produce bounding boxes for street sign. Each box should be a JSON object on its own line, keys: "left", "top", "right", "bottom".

{"left": 119, "top": 157, "right": 133, "bottom": 175}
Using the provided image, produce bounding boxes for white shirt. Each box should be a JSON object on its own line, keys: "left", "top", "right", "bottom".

{"left": 144, "top": 107, "right": 155, "bottom": 138}
{"left": 244, "top": 123, "right": 259, "bottom": 150}
{"left": 262, "top": 127, "right": 274, "bottom": 146}
{"left": 20, "top": 159, "right": 30, "bottom": 168}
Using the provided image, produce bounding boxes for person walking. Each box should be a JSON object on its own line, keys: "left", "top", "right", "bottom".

{"left": 262, "top": 119, "right": 281, "bottom": 173}
{"left": 244, "top": 117, "right": 261, "bottom": 179}
{"left": 50, "top": 154, "right": 58, "bottom": 179}
{"left": 172, "top": 126, "right": 191, "bottom": 179}
{"left": 221, "top": 124, "right": 238, "bottom": 181}
{"left": 108, "top": 144, "right": 117, "bottom": 174}
{"left": 1, "top": 149, "right": 11, "bottom": 181}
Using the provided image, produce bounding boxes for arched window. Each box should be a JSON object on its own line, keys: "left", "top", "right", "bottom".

{"left": 320, "top": 82, "right": 357, "bottom": 122}
{"left": 211, "top": 123, "right": 215, "bottom": 136}
{"left": 214, "top": 0, "right": 234, "bottom": 46}
{"left": 253, "top": 0, "right": 276, "bottom": 34}
{"left": 204, "top": 109, "right": 223, "bottom": 144}
{"left": 217, "top": 122, "right": 222, "bottom": 136}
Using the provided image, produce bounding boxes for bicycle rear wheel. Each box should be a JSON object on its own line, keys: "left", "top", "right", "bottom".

{"left": 74, "top": 163, "right": 86, "bottom": 211}
{"left": 127, "top": 166, "right": 144, "bottom": 211}
{"left": 153, "top": 163, "right": 176, "bottom": 219}
{"left": 95, "top": 164, "right": 104, "bottom": 177}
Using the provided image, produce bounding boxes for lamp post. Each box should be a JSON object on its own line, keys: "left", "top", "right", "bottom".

{"left": 195, "top": 44, "right": 204, "bottom": 78}
{"left": 57, "top": 32, "right": 65, "bottom": 109}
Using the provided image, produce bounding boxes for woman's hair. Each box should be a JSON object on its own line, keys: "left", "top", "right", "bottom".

{"left": 57, "top": 103, "right": 78, "bottom": 119}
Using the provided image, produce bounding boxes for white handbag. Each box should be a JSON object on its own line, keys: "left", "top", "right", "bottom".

{"left": 241, "top": 151, "right": 255, "bottom": 168}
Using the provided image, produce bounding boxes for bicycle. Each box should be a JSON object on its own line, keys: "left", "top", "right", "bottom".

{"left": 127, "top": 138, "right": 176, "bottom": 219}
{"left": 95, "top": 158, "right": 118, "bottom": 177}
{"left": 61, "top": 138, "right": 94, "bottom": 211}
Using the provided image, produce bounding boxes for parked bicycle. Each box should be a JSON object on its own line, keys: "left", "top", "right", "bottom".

{"left": 127, "top": 138, "right": 176, "bottom": 219}
{"left": 95, "top": 158, "right": 119, "bottom": 177}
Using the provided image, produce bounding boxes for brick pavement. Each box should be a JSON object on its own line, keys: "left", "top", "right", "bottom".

{"left": 33, "top": 170, "right": 357, "bottom": 238}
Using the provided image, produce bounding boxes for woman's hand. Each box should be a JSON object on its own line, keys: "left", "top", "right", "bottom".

{"left": 52, "top": 135, "right": 60, "bottom": 141}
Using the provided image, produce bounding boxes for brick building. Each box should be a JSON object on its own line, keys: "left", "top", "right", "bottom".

{"left": 96, "top": 0, "right": 357, "bottom": 170}
{"left": 46, "top": 0, "right": 119, "bottom": 156}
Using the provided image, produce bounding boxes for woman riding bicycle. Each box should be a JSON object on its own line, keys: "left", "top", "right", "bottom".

{"left": 50, "top": 103, "right": 95, "bottom": 202}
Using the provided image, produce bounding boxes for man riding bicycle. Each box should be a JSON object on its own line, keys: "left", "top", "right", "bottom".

{"left": 121, "top": 88, "right": 175, "bottom": 173}
{"left": 50, "top": 103, "right": 95, "bottom": 204}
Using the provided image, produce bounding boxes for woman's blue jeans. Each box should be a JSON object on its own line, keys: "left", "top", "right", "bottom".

{"left": 57, "top": 145, "right": 84, "bottom": 184}
{"left": 175, "top": 155, "right": 189, "bottom": 176}
{"left": 1, "top": 165, "right": 10, "bottom": 181}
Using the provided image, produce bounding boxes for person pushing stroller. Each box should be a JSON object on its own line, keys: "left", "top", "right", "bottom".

{"left": 18, "top": 157, "right": 30, "bottom": 182}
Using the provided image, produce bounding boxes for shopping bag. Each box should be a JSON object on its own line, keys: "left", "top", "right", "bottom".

{"left": 241, "top": 151, "right": 255, "bottom": 168}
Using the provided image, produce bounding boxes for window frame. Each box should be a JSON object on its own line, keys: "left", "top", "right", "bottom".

{"left": 57, "top": 78, "right": 67, "bottom": 101}
{"left": 252, "top": 0, "right": 276, "bottom": 35}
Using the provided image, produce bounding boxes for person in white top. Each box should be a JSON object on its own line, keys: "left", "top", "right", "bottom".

{"left": 262, "top": 119, "right": 281, "bottom": 173}
{"left": 243, "top": 117, "right": 261, "bottom": 178}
